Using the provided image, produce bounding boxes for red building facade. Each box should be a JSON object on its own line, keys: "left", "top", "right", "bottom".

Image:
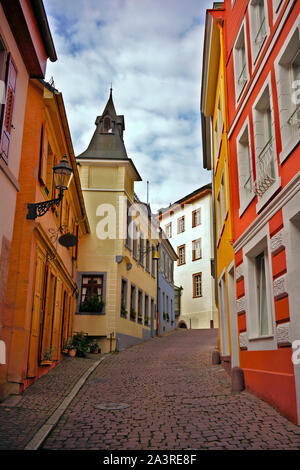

{"left": 222, "top": 0, "right": 300, "bottom": 423}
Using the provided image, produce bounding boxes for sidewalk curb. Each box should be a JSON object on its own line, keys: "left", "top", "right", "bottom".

{"left": 24, "top": 355, "right": 109, "bottom": 450}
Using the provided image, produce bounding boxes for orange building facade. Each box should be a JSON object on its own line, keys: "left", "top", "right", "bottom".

{"left": 0, "top": 78, "right": 89, "bottom": 400}
{"left": 217, "top": 0, "right": 300, "bottom": 423}
{"left": 0, "top": 0, "right": 56, "bottom": 372}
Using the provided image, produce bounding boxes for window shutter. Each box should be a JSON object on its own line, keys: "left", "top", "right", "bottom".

{"left": 0, "top": 55, "right": 17, "bottom": 163}
{"left": 27, "top": 251, "right": 45, "bottom": 378}
{"left": 38, "top": 124, "right": 48, "bottom": 185}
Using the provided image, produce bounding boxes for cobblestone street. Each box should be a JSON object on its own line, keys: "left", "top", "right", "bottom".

{"left": 1, "top": 329, "right": 300, "bottom": 450}
{"left": 42, "top": 330, "right": 300, "bottom": 450}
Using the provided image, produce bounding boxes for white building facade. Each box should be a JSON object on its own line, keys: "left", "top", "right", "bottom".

{"left": 158, "top": 185, "right": 218, "bottom": 329}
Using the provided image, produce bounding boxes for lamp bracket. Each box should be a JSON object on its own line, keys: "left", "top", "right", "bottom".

{"left": 27, "top": 189, "right": 64, "bottom": 220}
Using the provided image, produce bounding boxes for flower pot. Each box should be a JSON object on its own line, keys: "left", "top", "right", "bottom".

{"left": 40, "top": 360, "right": 53, "bottom": 366}
{"left": 68, "top": 348, "right": 76, "bottom": 357}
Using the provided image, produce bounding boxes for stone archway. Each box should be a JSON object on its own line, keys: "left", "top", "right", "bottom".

{"left": 178, "top": 321, "right": 187, "bottom": 329}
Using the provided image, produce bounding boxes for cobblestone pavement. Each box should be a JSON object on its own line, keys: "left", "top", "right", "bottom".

{"left": 0, "top": 354, "right": 100, "bottom": 449}
{"left": 38, "top": 329, "right": 300, "bottom": 450}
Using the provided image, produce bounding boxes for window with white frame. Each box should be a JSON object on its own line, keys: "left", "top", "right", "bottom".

{"left": 217, "top": 192, "right": 221, "bottom": 237}
{"left": 217, "top": 95, "right": 222, "bottom": 149}
{"left": 275, "top": 20, "right": 300, "bottom": 164}
{"left": 165, "top": 222, "right": 172, "bottom": 238}
{"left": 214, "top": 119, "right": 218, "bottom": 160}
{"left": 272, "top": 0, "right": 284, "bottom": 23}
{"left": 252, "top": 77, "right": 278, "bottom": 199}
{"left": 249, "top": 0, "right": 269, "bottom": 66}
{"left": 245, "top": 239, "right": 273, "bottom": 339}
{"left": 220, "top": 172, "right": 226, "bottom": 222}
{"left": 237, "top": 120, "right": 255, "bottom": 214}
{"left": 233, "top": 21, "right": 249, "bottom": 103}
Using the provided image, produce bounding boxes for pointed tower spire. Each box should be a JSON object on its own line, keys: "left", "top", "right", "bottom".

{"left": 76, "top": 88, "right": 127, "bottom": 160}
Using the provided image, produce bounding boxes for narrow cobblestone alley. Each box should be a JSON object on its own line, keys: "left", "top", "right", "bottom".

{"left": 38, "top": 329, "right": 300, "bottom": 450}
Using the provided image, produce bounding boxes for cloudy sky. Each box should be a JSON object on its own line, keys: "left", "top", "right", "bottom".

{"left": 43, "top": 0, "right": 213, "bottom": 212}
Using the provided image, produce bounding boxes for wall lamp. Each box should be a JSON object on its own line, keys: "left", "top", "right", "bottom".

{"left": 27, "top": 155, "right": 73, "bottom": 220}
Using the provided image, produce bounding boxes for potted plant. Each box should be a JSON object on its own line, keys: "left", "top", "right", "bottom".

{"left": 70, "top": 332, "right": 90, "bottom": 357}
{"left": 90, "top": 341, "right": 101, "bottom": 354}
{"left": 65, "top": 339, "right": 77, "bottom": 357}
{"left": 79, "top": 294, "right": 105, "bottom": 313}
{"left": 40, "top": 347, "right": 54, "bottom": 366}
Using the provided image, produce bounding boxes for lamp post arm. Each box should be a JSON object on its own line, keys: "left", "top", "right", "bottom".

{"left": 27, "top": 188, "right": 64, "bottom": 220}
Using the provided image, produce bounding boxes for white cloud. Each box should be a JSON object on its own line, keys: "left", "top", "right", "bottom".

{"left": 44, "top": 0, "right": 213, "bottom": 208}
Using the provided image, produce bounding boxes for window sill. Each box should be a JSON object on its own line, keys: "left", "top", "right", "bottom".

{"left": 239, "top": 192, "right": 256, "bottom": 218}
{"left": 279, "top": 133, "right": 300, "bottom": 165}
{"left": 256, "top": 177, "right": 281, "bottom": 214}
{"left": 248, "top": 334, "right": 274, "bottom": 342}
{"left": 76, "top": 311, "right": 106, "bottom": 316}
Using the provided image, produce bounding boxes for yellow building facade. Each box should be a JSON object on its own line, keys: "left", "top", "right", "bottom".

{"left": 74, "top": 91, "right": 158, "bottom": 353}
{"left": 201, "top": 11, "right": 239, "bottom": 371}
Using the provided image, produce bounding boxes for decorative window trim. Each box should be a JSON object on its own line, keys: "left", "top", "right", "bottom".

{"left": 76, "top": 271, "right": 107, "bottom": 315}
{"left": 177, "top": 244, "right": 186, "bottom": 266}
{"left": 248, "top": 0, "right": 270, "bottom": 71}
{"left": 251, "top": 73, "right": 280, "bottom": 211}
{"left": 236, "top": 117, "right": 256, "bottom": 217}
{"left": 193, "top": 272, "right": 203, "bottom": 298}
{"left": 233, "top": 18, "right": 250, "bottom": 106}
{"left": 192, "top": 238, "right": 202, "bottom": 261}
{"left": 274, "top": 16, "right": 300, "bottom": 165}
{"left": 243, "top": 226, "right": 276, "bottom": 347}
{"left": 177, "top": 215, "right": 185, "bottom": 234}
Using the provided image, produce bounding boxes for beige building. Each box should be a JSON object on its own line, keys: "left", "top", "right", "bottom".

{"left": 75, "top": 90, "right": 159, "bottom": 352}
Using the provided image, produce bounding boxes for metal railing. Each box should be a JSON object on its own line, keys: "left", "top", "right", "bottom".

{"left": 255, "top": 137, "right": 276, "bottom": 197}
{"left": 288, "top": 104, "right": 300, "bottom": 132}
{"left": 254, "top": 17, "right": 267, "bottom": 46}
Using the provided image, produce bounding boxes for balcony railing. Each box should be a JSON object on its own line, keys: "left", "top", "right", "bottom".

{"left": 288, "top": 104, "right": 300, "bottom": 135}
{"left": 255, "top": 137, "right": 276, "bottom": 197}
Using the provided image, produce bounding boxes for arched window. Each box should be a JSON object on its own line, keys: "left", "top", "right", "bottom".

{"left": 103, "top": 116, "right": 112, "bottom": 133}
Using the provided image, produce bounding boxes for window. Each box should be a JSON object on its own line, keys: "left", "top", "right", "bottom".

{"left": 233, "top": 22, "right": 249, "bottom": 103}
{"left": 255, "top": 252, "right": 269, "bottom": 336}
{"left": 146, "top": 239, "right": 150, "bottom": 272}
{"left": 237, "top": 120, "right": 255, "bottom": 215}
{"left": 252, "top": 76, "right": 279, "bottom": 202}
{"left": 192, "top": 239, "right": 202, "bottom": 261}
{"left": 178, "top": 245, "right": 186, "bottom": 266}
{"left": 272, "top": 0, "right": 284, "bottom": 23}
{"left": 217, "top": 95, "right": 222, "bottom": 149}
{"left": 177, "top": 216, "right": 185, "bottom": 233}
{"left": 151, "top": 245, "right": 156, "bottom": 277}
{"left": 38, "top": 124, "right": 48, "bottom": 186}
{"left": 79, "top": 275, "right": 105, "bottom": 313}
{"left": 144, "top": 294, "right": 149, "bottom": 325}
{"left": 138, "top": 290, "right": 143, "bottom": 323}
{"left": 125, "top": 199, "right": 132, "bottom": 250}
{"left": 121, "top": 278, "right": 128, "bottom": 318}
{"left": 133, "top": 223, "right": 138, "bottom": 260}
{"left": 103, "top": 115, "right": 113, "bottom": 133}
{"left": 217, "top": 192, "right": 221, "bottom": 237}
{"left": 220, "top": 172, "right": 226, "bottom": 222}
{"left": 0, "top": 51, "right": 17, "bottom": 163}
{"left": 165, "top": 222, "right": 172, "bottom": 238}
{"left": 275, "top": 20, "right": 300, "bottom": 164}
{"left": 130, "top": 284, "right": 136, "bottom": 321}
{"left": 192, "top": 209, "right": 201, "bottom": 227}
{"left": 193, "top": 273, "right": 202, "bottom": 298}
{"left": 139, "top": 231, "right": 144, "bottom": 266}
{"left": 249, "top": 0, "right": 269, "bottom": 66}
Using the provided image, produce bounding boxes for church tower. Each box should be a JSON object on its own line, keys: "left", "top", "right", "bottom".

{"left": 74, "top": 90, "right": 157, "bottom": 352}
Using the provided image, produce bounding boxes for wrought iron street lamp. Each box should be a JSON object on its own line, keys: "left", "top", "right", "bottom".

{"left": 27, "top": 155, "right": 73, "bottom": 220}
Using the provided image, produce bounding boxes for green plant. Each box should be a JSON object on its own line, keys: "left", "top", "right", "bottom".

{"left": 121, "top": 304, "right": 128, "bottom": 317}
{"left": 79, "top": 294, "right": 105, "bottom": 313}
{"left": 130, "top": 308, "right": 136, "bottom": 320}
{"left": 89, "top": 341, "right": 100, "bottom": 353}
{"left": 70, "top": 332, "right": 90, "bottom": 357}
{"left": 43, "top": 347, "right": 53, "bottom": 361}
